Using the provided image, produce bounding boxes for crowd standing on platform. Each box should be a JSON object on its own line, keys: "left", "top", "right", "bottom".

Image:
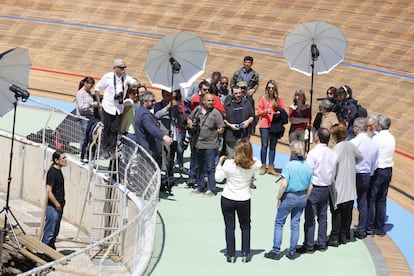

{"left": 72, "top": 55, "right": 395, "bottom": 263}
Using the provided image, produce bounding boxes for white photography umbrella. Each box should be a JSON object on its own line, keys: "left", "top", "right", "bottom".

{"left": 144, "top": 31, "right": 208, "bottom": 92}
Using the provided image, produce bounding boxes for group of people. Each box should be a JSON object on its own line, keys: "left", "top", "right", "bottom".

{"left": 263, "top": 114, "right": 394, "bottom": 262}
{"left": 70, "top": 56, "right": 395, "bottom": 266}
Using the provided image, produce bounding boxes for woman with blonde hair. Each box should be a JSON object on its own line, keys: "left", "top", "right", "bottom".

{"left": 256, "top": 80, "right": 285, "bottom": 175}
{"left": 288, "top": 89, "right": 310, "bottom": 142}
{"left": 215, "top": 138, "right": 262, "bottom": 263}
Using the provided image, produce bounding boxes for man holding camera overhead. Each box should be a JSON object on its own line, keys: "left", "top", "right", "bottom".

{"left": 95, "top": 58, "right": 134, "bottom": 159}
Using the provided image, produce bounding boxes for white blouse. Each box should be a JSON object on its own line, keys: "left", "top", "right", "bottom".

{"left": 215, "top": 158, "right": 262, "bottom": 201}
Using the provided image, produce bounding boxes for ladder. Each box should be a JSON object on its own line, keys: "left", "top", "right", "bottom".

{"left": 88, "top": 123, "right": 123, "bottom": 247}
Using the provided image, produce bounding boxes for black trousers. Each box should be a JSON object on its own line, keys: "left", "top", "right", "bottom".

{"left": 329, "top": 200, "right": 354, "bottom": 242}
{"left": 102, "top": 109, "right": 121, "bottom": 152}
{"left": 221, "top": 196, "right": 251, "bottom": 256}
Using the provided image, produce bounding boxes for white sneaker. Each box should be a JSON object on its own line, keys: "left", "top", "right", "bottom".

{"left": 204, "top": 190, "right": 215, "bottom": 197}
{"left": 192, "top": 189, "right": 203, "bottom": 194}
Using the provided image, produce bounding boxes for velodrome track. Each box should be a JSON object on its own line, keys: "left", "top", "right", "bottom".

{"left": 0, "top": 0, "right": 413, "bottom": 274}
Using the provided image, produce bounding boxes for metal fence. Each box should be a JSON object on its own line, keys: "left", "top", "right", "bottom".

{"left": 0, "top": 98, "right": 161, "bottom": 275}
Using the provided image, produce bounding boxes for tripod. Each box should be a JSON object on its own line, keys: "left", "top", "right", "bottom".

{"left": 0, "top": 96, "right": 27, "bottom": 269}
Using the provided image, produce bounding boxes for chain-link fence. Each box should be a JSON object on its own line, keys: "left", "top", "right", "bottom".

{"left": 0, "top": 98, "right": 161, "bottom": 275}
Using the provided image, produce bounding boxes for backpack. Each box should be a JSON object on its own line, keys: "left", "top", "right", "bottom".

{"left": 356, "top": 104, "right": 368, "bottom": 118}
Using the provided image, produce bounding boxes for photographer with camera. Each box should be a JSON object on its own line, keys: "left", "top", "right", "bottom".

{"left": 94, "top": 58, "right": 134, "bottom": 159}
{"left": 189, "top": 93, "right": 224, "bottom": 196}
{"left": 154, "top": 89, "right": 185, "bottom": 189}
{"left": 335, "top": 85, "right": 358, "bottom": 140}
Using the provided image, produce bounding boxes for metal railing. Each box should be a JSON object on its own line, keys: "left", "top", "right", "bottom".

{"left": 0, "top": 98, "right": 161, "bottom": 275}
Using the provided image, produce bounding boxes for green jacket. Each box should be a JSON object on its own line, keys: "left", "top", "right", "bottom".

{"left": 230, "top": 68, "right": 259, "bottom": 91}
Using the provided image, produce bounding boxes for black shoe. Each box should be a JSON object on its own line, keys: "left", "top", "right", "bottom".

{"left": 250, "top": 183, "right": 257, "bottom": 189}
{"left": 296, "top": 245, "right": 314, "bottom": 254}
{"left": 264, "top": 250, "right": 283, "bottom": 260}
{"left": 314, "top": 244, "right": 328, "bottom": 252}
{"left": 242, "top": 254, "right": 250, "bottom": 263}
{"left": 327, "top": 240, "right": 339, "bottom": 247}
{"left": 366, "top": 230, "right": 375, "bottom": 236}
{"left": 226, "top": 256, "right": 235, "bottom": 263}
{"left": 286, "top": 251, "right": 300, "bottom": 260}
{"left": 179, "top": 167, "right": 189, "bottom": 174}
{"left": 354, "top": 231, "right": 367, "bottom": 239}
{"left": 187, "top": 180, "right": 196, "bottom": 188}
{"left": 376, "top": 231, "right": 386, "bottom": 237}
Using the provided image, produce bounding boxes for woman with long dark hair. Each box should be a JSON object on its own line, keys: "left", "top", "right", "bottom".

{"left": 75, "top": 76, "right": 97, "bottom": 161}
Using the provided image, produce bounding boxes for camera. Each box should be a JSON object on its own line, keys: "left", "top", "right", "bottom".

{"left": 114, "top": 92, "right": 124, "bottom": 104}
{"left": 182, "top": 134, "right": 191, "bottom": 150}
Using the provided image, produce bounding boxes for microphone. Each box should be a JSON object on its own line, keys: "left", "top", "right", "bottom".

{"left": 311, "top": 44, "right": 319, "bottom": 61}
{"left": 9, "top": 84, "right": 30, "bottom": 101}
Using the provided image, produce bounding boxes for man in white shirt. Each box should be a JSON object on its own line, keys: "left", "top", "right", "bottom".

{"left": 298, "top": 128, "right": 337, "bottom": 253}
{"left": 367, "top": 115, "right": 395, "bottom": 236}
{"left": 95, "top": 58, "right": 134, "bottom": 159}
{"left": 351, "top": 118, "right": 379, "bottom": 239}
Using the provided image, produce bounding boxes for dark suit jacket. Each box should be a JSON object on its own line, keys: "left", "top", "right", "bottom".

{"left": 270, "top": 108, "right": 288, "bottom": 139}
{"left": 134, "top": 105, "right": 164, "bottom": 158}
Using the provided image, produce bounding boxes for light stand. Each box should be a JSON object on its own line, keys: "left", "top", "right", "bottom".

{"left": 305, "top": 44, "right": 319, "bottom": 153}
{"left": 0, "top": 85, "right": 30, "bottom": 270}
{"left": 161, "top": 57, "right": 181, "bottom": 193}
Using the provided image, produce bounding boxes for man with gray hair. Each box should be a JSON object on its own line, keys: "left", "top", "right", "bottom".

{"left": 351, "top": 117, "right": 379, "bottom": 239}
{"left": 367, "top": 115, "right": 395, "bottom": 236}
{"left": 134, "top": 91, "right": 173, "bottom": 164}
{"left": 367, "top": 113, "right": 380, "bottom": 138}
{"left": 95, "top": 58, "right": 134, "bottom": 159}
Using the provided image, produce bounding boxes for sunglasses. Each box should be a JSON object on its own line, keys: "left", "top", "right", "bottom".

{"left": 117, "top": 66, "right": 127, "bottom": 69}
{"left": 221, "top": 82, "right": 228, "bottom": 85}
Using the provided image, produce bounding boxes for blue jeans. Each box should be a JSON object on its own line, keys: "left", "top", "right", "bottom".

{"left": 356, "top": 173, "right": 371, "bottom": 234}
{"left": 221, "top": 197, "right": 251, "bottom": 256}
{"left": 367, "top": 168, "right": 392, "bottom": 234}
{"left": 188, "top": 143, "right": 198, "bottom": 183}
{"left": 42, "top": 205, "right": 63, "bottom": 249}
{"left": 259, "top": 128, "right": 278, "bottom": 165}
{"left": 272, "top": 191, "right": 307, "bottom": 253}
{"left": 195, "top": 148, "right": 218, "bottom": 192}
{"left": 304, "top": 186, "right": 329, "bottom": 248}
{"left": 79, "top": 119, "right": 89, "bottom": 151}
